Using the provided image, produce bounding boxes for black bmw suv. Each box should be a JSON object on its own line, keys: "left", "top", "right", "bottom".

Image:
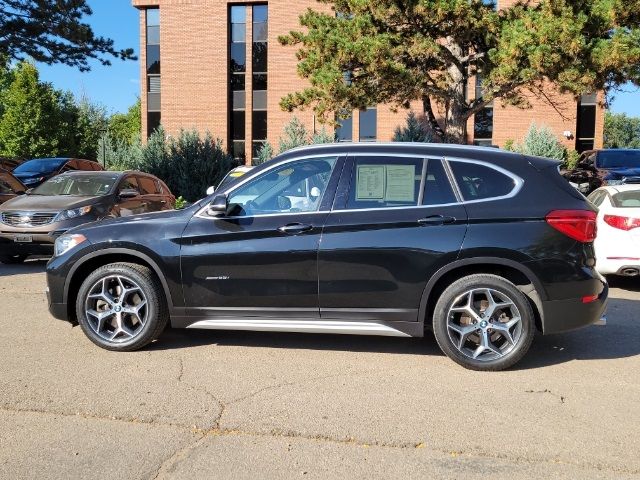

{"left": 46, "top": 144, "right": 607, "bottom": 371}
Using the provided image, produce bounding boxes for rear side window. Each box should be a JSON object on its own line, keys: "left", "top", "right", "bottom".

{"left": 612, "top": 191, "right": 640, "bottom": 208}
{"left": 346, "top": 156, "right": 423, "bottom": 209}
{"left": 423, "top": 160, "right": 457, "bottom": 205}
{"left": 137, "top": 176, "right": 159, "bottom": 195}
{"left": 449, "top": 161, "right": 515, "bottom": 201}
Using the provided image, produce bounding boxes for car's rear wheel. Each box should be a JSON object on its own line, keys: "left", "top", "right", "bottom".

{"left": 0, "top": 254, "right": 28, "bottom": 264}
{"left": 75, "top": 263, "right": 168, "bottom": 351}
{"left": 432, "top": 274, "right": 535, "bottom": 371}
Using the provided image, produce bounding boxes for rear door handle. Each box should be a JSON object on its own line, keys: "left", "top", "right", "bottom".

{"left": 278, "top": 223, "right": 314, "bottom": 235}
{"left": 417, "top": 215, "right": 456, "bottom": 226}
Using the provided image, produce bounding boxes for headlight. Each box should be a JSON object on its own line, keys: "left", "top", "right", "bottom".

{"left": 54, "top": 206, "right": 93, "bottom": 222}
{"left": 54, "top": 234, "right": 87, "bottom": 257}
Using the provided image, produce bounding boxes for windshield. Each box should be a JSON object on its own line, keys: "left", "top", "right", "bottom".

{"left": 612, "top": 191, "right": 640, "bottom": 208}
{"left": 32, "top": 174, "right": 118, "bottom": 196}
{"left": 14, "top": 159, "right": 67, "bottom": 174}
{"left": 597, "top": 151, "right": 640, "bottom": 169}
{"left": 218, "top": 170, "right": 250, "bottom": 191}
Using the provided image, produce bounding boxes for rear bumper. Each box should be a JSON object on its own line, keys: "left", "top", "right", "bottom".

{"left": 540, "top": 282, "right": 608, "bottom": 335}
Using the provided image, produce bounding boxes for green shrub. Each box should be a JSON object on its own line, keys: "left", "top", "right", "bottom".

{"left": 393, "top": 111, "right": 432, "bottom": 143}
{"left": 255, "top": 142, "right": 274, "bottom": 165}
{"left": 256, "top": 117, "right": 336, "bottom": 166}
{"left": 174, "top": 196, "right": 188, "bottom": 209}
{"left": 513, "top": 123, "right": 566, "bottom": 161}
{"left": 103, "top": 128, "right": 233, "bottom": 202}
{"left": 564, "top": 149, "right": 580, "bottom": 170}
{"left": 504, "top": 139, "right": 515, "bottom": 152}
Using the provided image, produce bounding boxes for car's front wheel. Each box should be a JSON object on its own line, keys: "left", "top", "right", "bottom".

{"left": 432, "top": 274, "right": 535, "bottom": 371}
{"left": 76, "top": 262, "right": 168, "bottom": 351}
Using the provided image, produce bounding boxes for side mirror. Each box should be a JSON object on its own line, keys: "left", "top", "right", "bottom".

{"left": 119, "top": 189, "right": 139, "bottom": 199}
{"left": 206, "top": 194, "right": 228, "bottom": 216}
{"left": 206, "top": 186, "right": 216, "bottom": 196}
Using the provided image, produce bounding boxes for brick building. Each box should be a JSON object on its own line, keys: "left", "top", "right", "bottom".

{"left": 132, "top": 0, "right": 604, "bottom": 164}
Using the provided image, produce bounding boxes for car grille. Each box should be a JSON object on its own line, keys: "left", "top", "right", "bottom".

{"left": 1, "top": 212, "right": 57, "bottom": 227}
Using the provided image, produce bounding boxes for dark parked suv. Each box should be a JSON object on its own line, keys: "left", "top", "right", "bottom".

{"left": 46, "top": 144, "right": 607, "bottom": 371}
{"left": 12, "top": 158, "right": 103, "bottom": 188}
{"left": 0, "top": 171, "right": 175, "bottom": 263}
{"left": 563, "top": 149, "right": 640, "bottom": 194}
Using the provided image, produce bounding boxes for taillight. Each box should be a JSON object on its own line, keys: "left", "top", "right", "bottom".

{"left": 545, "top": 210, "right": 597, "bottom": 243}
{"left": 603, "top": 215, "right": 640, "bottom": 231}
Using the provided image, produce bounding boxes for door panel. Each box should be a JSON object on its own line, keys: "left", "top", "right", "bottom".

{"left": 180, "top": 212, "right": 328, "bottom": 318}
{"left": 180, "top": 155, "right": 343, "bottom": 319}
{"left": 319, "top": 156, "right": 468, "bottom": 322}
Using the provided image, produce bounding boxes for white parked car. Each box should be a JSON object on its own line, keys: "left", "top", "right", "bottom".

{"left": 587, "top": 185, "right": 640, "bottom": 276}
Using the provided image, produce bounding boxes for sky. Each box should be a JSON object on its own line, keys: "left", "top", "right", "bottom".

{"left": 38, "top": 0, "right": 140, "bottom": 114}
{"left": 36, "top": 0, "right": 640, "bottom": 117}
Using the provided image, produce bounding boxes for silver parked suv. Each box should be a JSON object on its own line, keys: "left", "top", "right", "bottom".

{"left": 0, "top": 171, "right": 175, "bottom": 263}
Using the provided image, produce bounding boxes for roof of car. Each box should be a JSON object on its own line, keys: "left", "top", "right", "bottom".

{"left": 596, "top": 185, "right": 640, "bottom": 194}
{"left": 57, "top": 170, "right": 122, "bottom": 176}
{"left": 276, "top": 142, "right": 559, "bottom": 169}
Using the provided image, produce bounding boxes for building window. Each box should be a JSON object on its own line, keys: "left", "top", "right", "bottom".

{"left": 146, "top": 8, "right": 160, "bottom": 137}
{"left": 576, "top": 93, "right": 597, "bottom": 152}
{"left": 336, "top": 112, "right": 353, "bottom": 142}
{"left": 473, "top": 74, "right": 493, "bottom": 146}
{"left": 359, "top": 107, "right": 377, "bottom": 142}
{"left": 229, "top": 5, "right": 247, "bottom": 162}
{"left": 252, "top": 4, "right": 268, "bottom": 163}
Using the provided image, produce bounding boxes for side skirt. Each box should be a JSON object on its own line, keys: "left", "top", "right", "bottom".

{"left": 175, "top": 317, "right": 424, "bottom": 338}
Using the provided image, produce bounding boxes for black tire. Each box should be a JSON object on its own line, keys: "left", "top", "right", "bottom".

{"left": 75, "top": 262, "right": 169, "bottom": 351}
{"left": 0, "top": 254, "right": 28, "bottom": 264}
{"left": 432, "top": 274, "right": 535, "bottom": 371}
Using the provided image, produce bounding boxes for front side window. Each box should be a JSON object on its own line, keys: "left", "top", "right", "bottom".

{"left": 450, "top": 161, "right": 516, "bottom": 201}
{"left": 227, "top": 156, "right": 338, "bottom": 217}
{"left": 345, "top": 157, "right": 424, "bottom": 210}
{"left": 119, "top": 176, "right": 139, "bottom": 193}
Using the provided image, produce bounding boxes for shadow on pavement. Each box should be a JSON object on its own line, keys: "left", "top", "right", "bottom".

{"left": 151, "top": 296, "right": 640, "bottom": 369}
{"left": 606, "top": 275, "right": 640, "bottom": 292}
{"left": 516, "top": 297, "right": 640, "bottom": 370}
{"left": 151, "top": 328, "right": 444, "bottom": 357}
{"left": 0, "top": 257, "right": 48, "bottom": 277}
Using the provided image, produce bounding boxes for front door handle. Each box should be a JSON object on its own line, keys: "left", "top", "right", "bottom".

{"left": 278, "top": 223, "right": 314, "bottom": 235}
{"left": 417, "top": 215, "right": 456, "bottom": 226}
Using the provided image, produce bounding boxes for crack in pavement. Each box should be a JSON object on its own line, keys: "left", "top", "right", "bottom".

{"left": 525, "top": 388, "right": 566, "bottom": 404}
{"left": 2, "top": 404, "right": 639, "bottom": 477}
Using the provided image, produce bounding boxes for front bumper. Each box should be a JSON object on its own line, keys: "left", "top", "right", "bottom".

{"left": 46, "top": 287, "right": 69, "bottom": 321}
{"left": 0, "top": 231, "right": 64, "bottom": 256}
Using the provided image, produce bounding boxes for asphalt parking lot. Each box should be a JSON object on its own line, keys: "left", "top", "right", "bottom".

{"left": 0, "top": 260, "right": 639, "bottom": 479}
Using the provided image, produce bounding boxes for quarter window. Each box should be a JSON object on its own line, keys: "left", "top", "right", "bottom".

{"left": 227, "top": 156, "right": 338, "bottom": 217}
{"left": 345, "top": 157, "right": 424, "bottom": 210}
{"left": 449, "top": 161, "right": 516, "bottom": 201}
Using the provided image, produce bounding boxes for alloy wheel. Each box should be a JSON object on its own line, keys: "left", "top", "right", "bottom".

{"left": 84, "top": 275, "right": 148, "bottom": 343}
{"left": 446, "top": 288, "right": 522, "bottom": 362}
